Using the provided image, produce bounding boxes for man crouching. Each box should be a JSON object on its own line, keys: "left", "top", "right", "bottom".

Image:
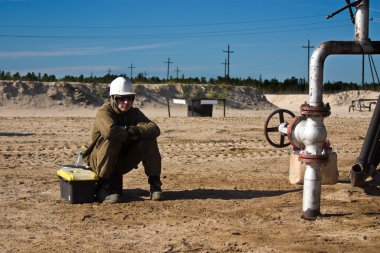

{"left": 83, "top": 77, "right": 162, "bottom": 203}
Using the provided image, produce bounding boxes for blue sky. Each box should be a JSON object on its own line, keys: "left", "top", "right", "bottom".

{"left": 0, "top": 0, "right": 379, "bottom": 83}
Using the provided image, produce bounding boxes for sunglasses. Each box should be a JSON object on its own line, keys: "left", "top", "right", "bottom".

{"left": 115, "top": 95, "right": 135, "bottom": 102}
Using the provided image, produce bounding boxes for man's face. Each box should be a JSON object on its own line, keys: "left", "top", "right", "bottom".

{"left": 115, "top": 95, "right": 134, "bottom": 112}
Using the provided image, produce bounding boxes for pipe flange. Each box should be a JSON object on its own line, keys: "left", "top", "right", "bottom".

{"left": 298, "top": 153, "right": 329, "bottom": 164}
{"left": 300, "top": 103, "right": 331, "bottom": 117}
{"left": 287, "top": 116, "right": 306, "bottom": 150}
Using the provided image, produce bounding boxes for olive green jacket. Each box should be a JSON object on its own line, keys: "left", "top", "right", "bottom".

{"left": 82, "top": 100, "right": 160, "bottom": 159}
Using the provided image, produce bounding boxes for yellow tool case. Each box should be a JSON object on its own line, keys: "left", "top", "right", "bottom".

{"left": 57, "top": 167, "right": 99, "bottom": 204}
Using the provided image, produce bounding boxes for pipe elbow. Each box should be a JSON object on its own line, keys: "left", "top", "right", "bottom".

{"left": 310, "top": 41, "right": 333, "bottom": 66}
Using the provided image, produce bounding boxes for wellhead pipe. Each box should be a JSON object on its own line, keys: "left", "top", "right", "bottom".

{"left": 302, "top": 0, "right": 380, "bottom": 220}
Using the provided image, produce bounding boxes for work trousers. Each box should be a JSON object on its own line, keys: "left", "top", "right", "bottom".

{"left": 87, "top": 137, "right": 161, "bottom": 179}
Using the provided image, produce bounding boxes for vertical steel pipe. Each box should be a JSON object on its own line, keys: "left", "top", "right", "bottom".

{"left": 293, "top": 116, "right": 327, "bottom": 219}
{"left": 355, "top": 0, "right": 369, "bottom": 43}
{"left": 302, "top": 163, "right": 322, "bottom": 220}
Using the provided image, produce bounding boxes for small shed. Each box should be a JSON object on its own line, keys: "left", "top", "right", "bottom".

{"left": 167, "top": 98, "right": 226, "bottom": 117}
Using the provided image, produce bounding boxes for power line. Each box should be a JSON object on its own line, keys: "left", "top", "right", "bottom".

{"left": 0, "top": 20, "right": 352, "bottom": 40}
{"left": 0, "top": 14, "right": 329, "bottom": 30}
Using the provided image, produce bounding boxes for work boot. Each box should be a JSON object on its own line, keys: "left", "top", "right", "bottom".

{"left": 97, "top": 178, "right": 122, "bottom": 204}
{"left": 148, "top": 176, "right": 163, "bottom": 201}
{"left": 97, "top": 188, "right": 122, "bottom": 203}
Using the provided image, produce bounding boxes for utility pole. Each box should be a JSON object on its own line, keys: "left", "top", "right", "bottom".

{"left": 223, "top": 45, "right": 234, "bottom": 83}
{"left": 128, "top": 64, "right": 135, "bottom": 79}
{"left": 362, "top": 54, "right": 365, "bottom": 86}
{"left": 164, "top": 57, "right": 173, "bottom": 80}
{"left": 174, "top": 66, "right": 181, "bottom": 79}
{"left": 302, "top": 40, "right": 314, "bottom": 85}
{"left": 221, "top": 58, "right": 227, "bottom": 79}
{"left": 107, "top": 68, "right": 112, "bottom": 75}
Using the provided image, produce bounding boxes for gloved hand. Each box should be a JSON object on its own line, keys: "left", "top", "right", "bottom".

{"left": 127, "top": 126, "right": 141, "bottom": 140}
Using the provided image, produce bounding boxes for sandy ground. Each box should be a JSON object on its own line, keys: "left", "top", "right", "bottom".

{"left": 0, "top": 95, "right": 379, "bottom": 253}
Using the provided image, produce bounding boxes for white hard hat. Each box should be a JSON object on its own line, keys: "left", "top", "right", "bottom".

{"left": 109, "top": 77, "right": 135, "bottom": 96}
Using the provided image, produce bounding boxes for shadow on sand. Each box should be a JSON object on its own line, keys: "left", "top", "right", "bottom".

{"left": 0, "top": 132, "right": 34, "bottom": 137}
{"left": 121, "top": 188, "right": 301, "bottom": 202}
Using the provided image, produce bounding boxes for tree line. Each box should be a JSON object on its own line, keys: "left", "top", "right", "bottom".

{"left": 1, "top": 70, "right": 379, "bottom": 94}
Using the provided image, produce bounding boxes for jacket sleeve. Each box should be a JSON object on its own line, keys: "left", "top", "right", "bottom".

{"left": 95, "top": 107, "right": 129, "bottom": 142}
{"left": 134, "top": 109, "right": 161, "bottom": 139}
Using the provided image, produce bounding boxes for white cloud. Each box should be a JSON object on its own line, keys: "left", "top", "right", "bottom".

{"left": 0, "top": 43, "right": 173, "bottom": 58}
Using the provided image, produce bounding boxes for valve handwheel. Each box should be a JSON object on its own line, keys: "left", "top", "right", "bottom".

{"left": 264, "top": 109, "right": 295, "bottom": 148}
